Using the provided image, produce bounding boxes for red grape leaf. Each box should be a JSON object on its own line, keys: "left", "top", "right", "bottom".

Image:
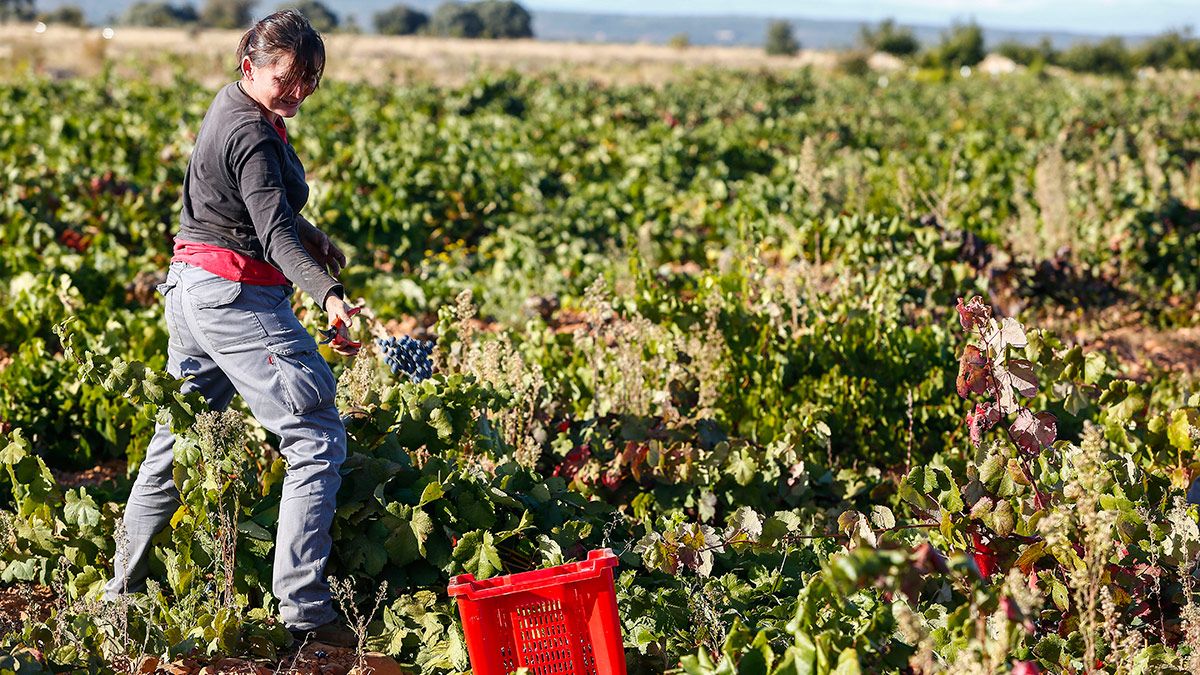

{"left": 956, "top": 344, "right": 993, "bottom": 399}
{"left": 1007, "top": 358, "right": 1038, "bottom": 398}
{"left": 1008, "top": 409, "right": 1057, "bottom": 455}
{"left": 972, "top": 531, "right": 997, "bottom": 578}
{"left": 967, "top": 402, "right": 1002, "bottom": 447}
{"left": 956, "top": 295, "right": 991, "bottom": 331}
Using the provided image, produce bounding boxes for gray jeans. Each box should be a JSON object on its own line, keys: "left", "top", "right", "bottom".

{"left": 103, "top": 261, "right": 344, "bottom": 630}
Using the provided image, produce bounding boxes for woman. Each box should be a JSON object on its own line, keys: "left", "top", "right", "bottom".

{"left": 103, "top": 9, "right": 357, "bottom": 647}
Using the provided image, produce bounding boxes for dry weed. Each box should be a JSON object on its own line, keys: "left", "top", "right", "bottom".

{"left": 1033, "top": 144, "right": 1072, "bottom": 259}
{"left": 193, "top": 409, "right": 248, "bottom": 609}
{"left": 329, "top": 576, "right": 389, "bottom": 673}
{"left": 336, "top": 347, "right": 377, "bottom": 412}
{"left": 444, "top": 289, "right": 549, "bottom": 467}
{"left": 792, "top": 135, "right": 823, "bottom": 209}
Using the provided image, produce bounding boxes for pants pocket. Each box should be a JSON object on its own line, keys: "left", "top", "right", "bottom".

{"left": 186, "top": 275, "right": 243, "bottom": 309}
{"left": 184, "top": 275, "right": 267, "bottom": 351}
{"left": 160, "top": 266, "right": 181, "bottom": 348}
{"left": 266, "top": 337, "right": 337, "bottom": 416}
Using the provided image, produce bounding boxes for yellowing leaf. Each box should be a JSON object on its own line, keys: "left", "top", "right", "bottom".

{"left": 990, "top": 500, "right": 1015, "bottom": 537}
{"left": 1167, "top": 409, "right": 1193, "bottom": 455}
{"left": 418, "top": 481, "right": 445, "bottom": 507}
{"left": 1050, "top": 579, "right": 1070, "bottom": 611}
{"left": 837, "top": 510, "right": 862, "bottom": 536}
{"left": 978, "top": 454, "right": 1005, "bottom": 487}
{"left": 869, "top": 505, "right": 895, "bottom": 530}
{"left": 833, "top": 648, "right": 862, "bottom": 675}
{"left": 1015, "top": 540, "right": 1047, "bottom": 573}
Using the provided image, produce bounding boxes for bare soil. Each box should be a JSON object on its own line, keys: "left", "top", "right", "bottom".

{"left": 1035, "top": 300, "right": 1200, "bottom": 381}
{"left": 1088, "top": 325, "right": 1200, "bottom": 381}
{"left": 138, "top": 645, "right": 407, "bottom": 674}
{"left": 49, "top": 458, "right": 128, "bottom": 488}
{"left": 3, "top": 625, "right": 407, "bottom": 674}
{"left": 0, "top": 583, "right": 54, "bottom": 632}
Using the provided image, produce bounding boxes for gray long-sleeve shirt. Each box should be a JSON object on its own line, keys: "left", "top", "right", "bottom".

{"left": 177, "top": 81, "right": 341, "bottom": 305}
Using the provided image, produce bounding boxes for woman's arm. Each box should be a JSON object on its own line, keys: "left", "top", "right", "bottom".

{"left": 297, "top": 214, "right": 347, "bottom": 277}
{"left": 232, "top": 137, "right": 342, "bottom": 305}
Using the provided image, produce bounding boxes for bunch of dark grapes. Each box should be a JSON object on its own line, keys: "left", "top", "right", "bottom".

{"left": 376, "top": 335, "right": 435, "bottom": 382}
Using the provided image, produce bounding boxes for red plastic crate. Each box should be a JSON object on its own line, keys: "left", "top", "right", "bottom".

{"left": 448, "top": 548, "right": 627, "bottom": 675}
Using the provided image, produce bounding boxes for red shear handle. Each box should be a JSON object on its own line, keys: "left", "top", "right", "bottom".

{"left": 321, "top": 305, "right": 362, "bottom": 349}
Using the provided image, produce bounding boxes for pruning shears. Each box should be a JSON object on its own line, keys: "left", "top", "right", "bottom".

{"left": 319, "top": 305, "right": 363, "bottom": 350}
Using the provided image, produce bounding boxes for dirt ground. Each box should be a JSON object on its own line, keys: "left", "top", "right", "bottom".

{"left": 4, "top": 641, "right": 406, "bottom": 674}
{"left": 0, "top": 24, "right": 836, "bottom": 86}
{"left": 1086, "top": 324, "right": 1200, "bottom": 381}
{"left": 49, "top": 457, "right": 127, "bottom": 488}
{"left": 0, "top": 583, "right": 53, "bottom": 633}
{"left": 1033, "top": 298, "right": 1200, "bottom": 382}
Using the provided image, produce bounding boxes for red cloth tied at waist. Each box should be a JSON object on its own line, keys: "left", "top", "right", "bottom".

{"left": 171, "top": 238, "right": 290, "bottom": 286}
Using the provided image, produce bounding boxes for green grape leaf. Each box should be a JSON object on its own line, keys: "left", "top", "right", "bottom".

{"left": 63, "top": 489, "right": 101, "bottom": 529}
{"left": 418, "top": 481, "right": 445, "bottom": 507}
{"left": 725, "top": 506, "right": 763, "bottom": 541}
{"left": 452, "top": 531, "right": 503, "bottom": 579}
{"left": 1167, "top": 409, "right": 1193, "bottom": 455}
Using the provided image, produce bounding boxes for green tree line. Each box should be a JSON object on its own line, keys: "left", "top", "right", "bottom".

{"left": 761, "top": 17, "right": 1200, "bottom": 74}
{"left": 876, "top": 19, "right": 1200, "bottom": 74}
{"left": 5, "top": 0, "right": 534, "bottom": 38}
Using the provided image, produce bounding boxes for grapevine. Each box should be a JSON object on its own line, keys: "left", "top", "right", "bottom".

{"left": 0, "top": 65, "right": 1198, "bottom": 675}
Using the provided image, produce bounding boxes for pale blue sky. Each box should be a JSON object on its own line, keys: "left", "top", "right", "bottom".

{"left": 527, "top": 0, "right": 1197, "bottom": 35}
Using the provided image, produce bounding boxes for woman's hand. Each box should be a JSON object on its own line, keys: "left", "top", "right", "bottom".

{"left": 323, "top": 292, "right": 360, "bottom": 357}
{"left": 300, "top": 218, "right": 347, "bottom": 277}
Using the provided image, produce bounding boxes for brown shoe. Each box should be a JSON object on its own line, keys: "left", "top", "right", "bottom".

{"left": 288, "top": 619, "right": 358, "bottom": 649}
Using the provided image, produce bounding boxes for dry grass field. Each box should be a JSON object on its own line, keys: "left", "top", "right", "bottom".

{"left": 0, "top": 24, "right": 838, "bottom": 85}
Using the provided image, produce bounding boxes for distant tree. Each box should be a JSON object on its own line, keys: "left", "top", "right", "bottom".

{"left": 37, "top": 4, "right": 87, "bottom": 26}
{"left": 764, "top": 20, "right": 798, "bottom": 57}
{"left": 1134, "top": 29, "right": 1200, "bottom": 70}
{"left": 429, "top": 2, "right": 482, "bottom": 38}
{"left": 994, "top": 40, "right": 1032, "bottom": 64}
{"left": 1033, "top": 36, "right": 1058, "bottom": 65}
{"left": 1058, "top": 36, "right": 1131, "bottom": 76}
{"left": 200, "top": 0, "right": 255, "bottom": 29}
{"left": 859, "top": 18, "right": 919, "bottom": 57}
{"left": 474, "top": 0, "right": 531, "bottom": 39}
{"left": 0, "top": 0, "right": 36, "bottom": 23}
{"left": 668, "top": 32, "right": 689, "bottom": 49}
{"left": 374, "top": 4, "right": 428, "bottom": 35}
{"left": 122, "top": 1, "right": 199, "bottom": 27}
{"left": 995, "top": 37, "right": 1057, "bottom": 67}
{"left": 925, "top": 21, "right": 984, "bottom": 69}
{"left": 837, "top": 49, "right": 872, "bottom": 76}
{"left": 277, "top": 0, "right": 336, "bottom": 32}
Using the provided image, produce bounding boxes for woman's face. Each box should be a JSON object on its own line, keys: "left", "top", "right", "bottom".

{"left": 241, "top": 53, "right": 318, "bottom": 119}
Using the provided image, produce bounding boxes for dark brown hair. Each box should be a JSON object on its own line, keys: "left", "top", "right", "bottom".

{"left": 236, "top": 9, "right": 325, "bottom": 91}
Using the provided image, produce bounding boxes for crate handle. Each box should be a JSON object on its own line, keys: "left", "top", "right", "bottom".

{"left": 449, "top": 549, "right": 618, "bottom": 599}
